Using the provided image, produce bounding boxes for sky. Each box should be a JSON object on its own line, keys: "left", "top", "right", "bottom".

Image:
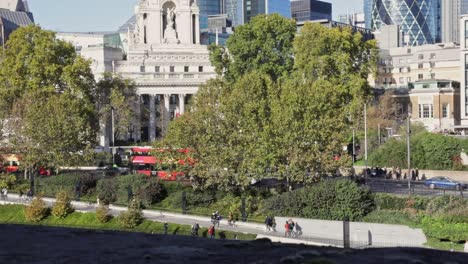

{"left": 27, "top": 0, "right": 364, "bottom": 32}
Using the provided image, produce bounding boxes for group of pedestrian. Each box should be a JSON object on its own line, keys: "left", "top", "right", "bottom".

{"left": 0, "top": 188, "right": 7, "bottom": 201}
{"left": 366, "top": 167, "right": 425, "bottom": 181}
{"left": 264, "top": 216, "right": 275, "bottom": 232}
{"left": 211, "top": 211, "right": 221, "bottom": 227}
{"left": 284, "top": 219, "right": 302, "bottom": 238}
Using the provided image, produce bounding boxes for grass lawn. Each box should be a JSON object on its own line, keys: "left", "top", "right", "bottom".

{"left": 0, "top": 204, "right": 256, "bottom": 241}
{"left": 361, "top": 210, "right": 420, "bottom": 227}
{"left": 425, "top": 237, "right": 465, "bottom": 252}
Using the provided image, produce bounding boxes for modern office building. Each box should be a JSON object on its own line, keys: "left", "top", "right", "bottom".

{"left": 459, "top": 14, "right": 468, "bottom": 131}
{"left": 291, "top": 0, "right": 331, "bottom": 23}
{"left": 441, "top": 0, "right": 468, "bottom": 43}
{"left": 369, "top": 0, "right": 441, "bottom": 46}
{"left": 225, "top": 0, "right": 291, "bottom": 26}
{"left": 198, "top": 0, "right": 223, "bottom": 31}
{"left": 338, "top": 12, "right": 365, "bottom": 28}
{"left": 364, "top": 0, "right": 373, "bottom": 29}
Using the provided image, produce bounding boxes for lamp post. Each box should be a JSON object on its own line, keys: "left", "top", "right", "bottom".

{"left": 364, "top": 103, "right": 368, "bottom": 179}
{"left": 407, "top": 113, "right": 411, "bottom": 194}
{"left": 111, "top": 107, "right": 115, "bottom": 166}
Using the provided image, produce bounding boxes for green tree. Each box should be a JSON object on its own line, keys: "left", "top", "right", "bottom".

{"left": 96, "top": 73, "right": 137, "bottom": 142}
{"left": 164, "top": 23, "right": 377, "bottom": 189}
{"left": 210, "top": 14, "right": 296, "bottom": 82}
{"left": 0, "top": 25, "right": 97, "bottom": 171}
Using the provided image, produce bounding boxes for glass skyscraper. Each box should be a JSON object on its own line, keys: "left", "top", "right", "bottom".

{"left": 225, "top": 0, "right": 291, "bottom": 26}
{"left": 199, "top": 0, "right": 223, "bottom": 31}
{"left": 291, "top": 0, "right": 332, "bottom": 23}
{"left": 370, "top": 0, "right": 441, "bottom": 46}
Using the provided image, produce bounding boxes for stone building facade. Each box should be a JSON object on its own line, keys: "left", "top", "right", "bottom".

{"left": 57, "top": 0, "right": 216, "bottom": 147}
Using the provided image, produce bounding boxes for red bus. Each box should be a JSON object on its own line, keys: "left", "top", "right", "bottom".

{"left": 129, "top": 147, "right": 193, "bottom": 181}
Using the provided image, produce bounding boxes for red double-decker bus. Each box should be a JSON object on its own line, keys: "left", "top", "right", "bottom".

{"left": 129, "top": 147, "right": 194, "bottom": 181}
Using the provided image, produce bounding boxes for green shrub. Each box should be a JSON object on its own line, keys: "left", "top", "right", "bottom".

{"left": 24, "top": 196, "right": 49, "bottom": 222}
{"left": 95, "top": 205, "right": 111, "bottom": 223}
{"left": 374, "top": 193, "right": 406, "bottom": 210}
{"left": 426, "top": 196, "right": 468, "bottom": 224}
{"left": 421, "top": 217, "right": 468, "bottom": 242}
{"left": 36, "top": 173, "right": 99, "bottom": 197}
{"left": 264, "top": 179, "right": 374, "bottom": 221}
{"left": 0, "top": 174, "right": 17, "bottom": 189}
{"left": 97, "top": 178, "right": 118, "bottom": 205}
{"left": 118, "top": 199, "right": 143, "bottom": 228}
{"left": 51, "top": 191, "right": 74, "bottom": 218}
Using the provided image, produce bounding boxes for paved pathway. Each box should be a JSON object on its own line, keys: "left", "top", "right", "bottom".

{"left": 0, "top": 194, "right": 332, "bottom": 246}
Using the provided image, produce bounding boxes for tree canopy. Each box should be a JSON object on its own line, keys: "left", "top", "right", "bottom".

{"left": 209, "top": 14, "right": 296, "bottom": 82}
{"left": 162, "top": 18, "right": 378, "bottom": 190}
{"left": 0, "top": 25, "right": 98, "bottom": 169}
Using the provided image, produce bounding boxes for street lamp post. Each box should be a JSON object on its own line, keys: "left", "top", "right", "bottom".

{"left": 111, "top": 107, "right": 115, "bottom": 166}
{"left": 352, "top": 128, "right": 355, "bottom": 164}
{"left": 364, "top": 103, "right": 368, "bottom": 179}
{"left": 407, "top": 113, "right": 411, "bottom": 194}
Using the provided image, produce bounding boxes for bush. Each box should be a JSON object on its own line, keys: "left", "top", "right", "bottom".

{"left": 95, "top": 205, "right": 111, "bottom": 223}
{"left": 421, "top": 217, "right": 468, "bottom": 242}
{"left": 97, "top": 178, "right": 118, "bottom": 205}
{"left": 36, "top": 173, "right": 99, "bottom": 197}
{"left": 51, "top": 191, "right": 74, "bottom": 218}
{"left": 118, "top": 199, "right": 143, "bottom": 228}
{"left": 426, "top": 196, "right": 468, "bottom": 224}
{"left": 0, "top": 174, "right": 17, "bottom": 189}
{"left": 264, "top": 179, "right": 374, "bottom": 221}
{"left": 24, "top": 196, "right": 49, "bottom": 222}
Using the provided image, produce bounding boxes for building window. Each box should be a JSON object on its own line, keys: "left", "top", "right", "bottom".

{"left": 430, "top": 73, "right": 436, "bottom": 79}
{"left": 442, "top": 104, "right": 449, "bottom": 118}
{"left": 465, "top": 21, "right": 468, "bottom": 48}
{"left": 407, "top": 77, "right": 411, "bottom": 83}
{"left": 399, "top": 68, "right": 404, "bottom": 73}
{"left": 184, "top": 66, "right": 189, "bottom": 72}
{"left": 198, "top": 66, "right": 203, "bottom": 72}
{"left": 407, "top": 67, "right": 411, "bottom": 72}
{"left": 419, "top": 104, "right": 433, "bottom": 118}
{"left": 430, "top": 62, "right": 435, "bottom": 68}
{"left": 170, "top": 66, "right": 175, "bottom": 72}
{"left": 155, "top": 66, "right": 160, "bottom": 73}
{"left": 418, "top": 54, "right": 424, "bottom": 60}
{"left": 399, "top": 77, "right": 404, "bottom": 84}
{"left": 418, "top": 63, "right": 423, "bottom": 69}
{"left": 140, "top": 66, "right": 145, "bottom": 72}
{"left": 430, "top": 53, "right": 436, "bottom": 59}
{"left": 418, "top": 74, "right": 423, "bottom": 80}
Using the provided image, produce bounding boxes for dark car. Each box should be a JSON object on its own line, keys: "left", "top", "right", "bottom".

{"left": 424, "top": 177, "right": 467, "bottom": 191}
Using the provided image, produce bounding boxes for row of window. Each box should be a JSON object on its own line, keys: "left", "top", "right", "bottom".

{"left": 418, "top": 104, "right": 449, "bottom": 119}
{"left": 381, "top": 73, "right": 436, "bottom": 85}
{"left": 139, "top": 65, "right": 204, "bottom": 73}
{"left": 382, "top": 62, "right": 436, "bottom": 73}
{"left": 381, "top": 53, "right": 437, "bottom": 66}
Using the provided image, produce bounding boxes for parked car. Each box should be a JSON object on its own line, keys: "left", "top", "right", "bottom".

{"left": 424, "top": 177, "right": 467, "bottom": 191}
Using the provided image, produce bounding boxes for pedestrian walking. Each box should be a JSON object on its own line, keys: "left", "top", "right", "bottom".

{"left": 288, "top": 220, "right": 295, "bottom": 238}
{"left": 294, "top": 222, "right": 302, "bottom": 237}
{"left": 208, "top": 225, "right": 215, "bottom": 239}
{"left": 464, "top": 240, "right": 468, "bottom": 253}
{"left": 163, "top": 222, "right": 169, "bottom": 235}
{"left": 265, "top": 216, "right": 271, "bottom": 232}
{"left": 1, "top": 188, "right": 7, "bottom": 201}
{"left": 284, "top": 221, "right": 290, "bottom": 237}
{"left": 191, "top": 223, "right": 200, "bottom": 237}
{"left": 19, "top": 190, "right": 23, "bottom": 202}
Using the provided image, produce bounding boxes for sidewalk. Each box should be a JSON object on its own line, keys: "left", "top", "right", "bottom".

{"left": 0, "top": 194, "right": 331, "bottom": 247}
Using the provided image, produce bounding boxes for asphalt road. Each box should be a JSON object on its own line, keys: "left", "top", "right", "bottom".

{"left": 364, "top": 178, "right": 466, "bottom": 197}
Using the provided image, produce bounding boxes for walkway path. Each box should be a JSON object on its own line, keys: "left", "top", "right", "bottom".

{"left": 0, "top": 194, "right": 331, "bottom": 246}
{"left": 0, "top": 194, "right": 426, "bottom": 248}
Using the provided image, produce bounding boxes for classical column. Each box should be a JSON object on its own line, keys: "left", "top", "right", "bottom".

{"left": 135, "top": 96, "right": 142, "bottom": 142}
{"left": 163, "top": 94, "right": 171, "bottom": 135}
{"left": 179, "top": 94, "right": 186, "bottom": 116}
{"left": 149, "top": 94, "right": 156, "bottom": 141}
{"left": 195, "top": 15, "right": 200, "bottom": 44}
